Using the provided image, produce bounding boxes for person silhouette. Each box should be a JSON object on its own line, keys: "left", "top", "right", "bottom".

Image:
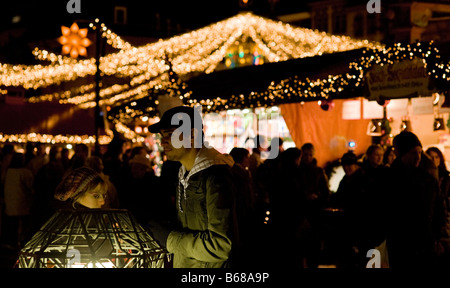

{"left": 386, "top": 131, "right": 446, "bottom": 268}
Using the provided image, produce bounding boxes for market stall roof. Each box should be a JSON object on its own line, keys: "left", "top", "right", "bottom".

{"left": 10, "top": 12, "right": 449, "bottom": 144}
{"left": 186, "top": 48, "right": 366, "bottom": 102}
{"left": 0, "top": 12, "right": 385, "bottom": 141}
{"left": 0, "top": 12, "right": 382, "bottom": 106}
{"left": 184, "top": 40, "right": 450, "bottom": 104}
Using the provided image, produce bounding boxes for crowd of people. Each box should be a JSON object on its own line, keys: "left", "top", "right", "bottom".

{"left": 244, "top": 131, "right": 450, "bottom": 269}
{"left": 331, "top": 133, "right": 450, "bottom": 268}
{"left": 1, "top": 117, "right": 450, "bottom": 268}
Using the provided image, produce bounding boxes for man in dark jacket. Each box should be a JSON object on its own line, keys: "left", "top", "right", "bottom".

{"left": 298, "top": 143, "right": 330, "bottom": 268}
{"left": 148, "top": 106, "right": 236, "bottom": 268}
{"left": 387, "top": 131, "right": 446, "bottom": 268}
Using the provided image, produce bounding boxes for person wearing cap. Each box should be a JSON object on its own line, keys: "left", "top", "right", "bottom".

{"left": 332, "top": 151, "right": 364, "bottom": 267}
{"left": 386, "top": 131, "right": 446, "bottom": 268}
{"left": 147, "top": 105, "right": 236, "bottom": 268}
{"left": 337, "top": 147, "right": 392, "bottom": 268}
{"left": 334, "top": 151, "right": 362, "bottom": 210}
{"left": 53, "top": 167, "right": 108, "bottom": 209}
{"left": 340, "top": 151, "right": 360, "bottom": 177}
{"left": 297, "top": 143, "right": 330, "bottom": 268}
{"left": 359, "top": 144, "right": 390, "bottom": 265}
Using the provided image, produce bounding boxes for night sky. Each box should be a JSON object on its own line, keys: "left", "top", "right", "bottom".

{"left": 0, "top": 0, "right": 317, "bottom": 64}
{"left": 0, "top": 0, "right": 315, "bottom": 32}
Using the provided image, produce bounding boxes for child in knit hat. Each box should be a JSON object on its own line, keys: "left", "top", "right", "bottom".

{"left": 54, "top": 167, "right": 108, "bottom": 209}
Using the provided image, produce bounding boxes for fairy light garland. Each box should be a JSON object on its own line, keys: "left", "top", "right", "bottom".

{"left": 113, "top": 121, "right": 145, "bottom": 143}
{"left": 93, "top": 12, "right": 383, "bottom": 120}
{"left": 0, "top": 133, "right": 111, "bottom": 145}
{"left": 108, "top": 67, "right": 192, "bottom": 123}
{"left": 0, "top": 60, "right": 96, "bottom": 89}
{"left": 0, "top": 12, "right": 386, "bottom": 152}
{"left": 195, "top": 41, "right": 450, "bottom": 113}
{"left": 6, "top": 15, "right": 449, "bottom": 143}
{"left": 15, "top": 40, "right": 447, "bottom": 143}
{"left": 28, "top": 83, "right": 96, "bottom": 103}
{"left": 96, "top": 22, "right": 133, "bottom": 50}
{"left": 32, "top": 48, "right": 79, "bottom": 65}
{"left": 2, "top": 13, "right": 380, "bottom": 100}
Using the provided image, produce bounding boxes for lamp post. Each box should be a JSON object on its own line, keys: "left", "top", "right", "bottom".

{"left": 58, "top": 20, "right": 102, "bottom": 155}
{"left": 93, "top": 19, "right": 102, "bottom": 156}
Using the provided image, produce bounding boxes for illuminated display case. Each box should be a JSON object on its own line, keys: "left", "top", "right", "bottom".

{"left": 18, "top": 209, "right": 166, "bottom": 268}
{"left": 203, "top": 107, "right": 293, "bottom": 154}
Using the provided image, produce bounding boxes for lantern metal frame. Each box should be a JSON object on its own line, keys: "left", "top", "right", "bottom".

{"left": 18, "top": 209, "right": 166, "bottom": 268}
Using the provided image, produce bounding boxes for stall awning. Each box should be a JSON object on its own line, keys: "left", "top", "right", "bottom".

{"left": 186, "top": 48, "right": 366, "bottom": 102}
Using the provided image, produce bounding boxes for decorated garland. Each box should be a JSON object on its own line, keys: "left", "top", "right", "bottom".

{"left": 106, "top": 41, "right": 450, "bottom": 119}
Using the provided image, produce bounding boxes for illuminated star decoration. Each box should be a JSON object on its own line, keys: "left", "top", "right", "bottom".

{"left": 58, "top": 22, "right": 92, "bottom": 58}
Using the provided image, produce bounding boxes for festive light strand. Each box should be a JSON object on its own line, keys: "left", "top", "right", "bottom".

{"left": 2, "top": 13, "right": 381, "bottom": 96}
{"left": 113, "top": 121, "right": 145, "bottom": 143}
{"left": 0, "top": 133, "right": 111, "bottom": 145}
{"left": 7, "top": 15, "right": 450, "bottom": 143}
{"left": 195, "top": 41, "right": 450, "bottom": 113}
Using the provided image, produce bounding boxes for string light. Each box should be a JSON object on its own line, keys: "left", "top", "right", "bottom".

{"left": 198, "top": 41, "right": 450, "bottom": 113}
{"left": 0, "top": 60, "right": 96, "bottom": 89}
{"left": 108, "top": 64, "right": 192, "bottom": 124}
{"left": 99, "top": 23, "right": 133, "bottom": 50}
{"left": 32, "top": 48, "right": 78, "bottom": 64}
{"left": 2, "top": 14, "right": 449, "bottom": 143}
{"left": 84, "top": 13, "right": 384, "bottom": 120}
{"left": 113, "top": 121, "right": 145, "bottom": 143}
{"left": 0, "top": 13, "right": 389, "bottom": 147}
{"left": 28, "top": 83, "right": 96, "bottom": 103}
{"left": 0, "top": 133, "right": 111, "bottom": 145}
{"left": 2, "top": 13, "right": 381, "bottom": 98}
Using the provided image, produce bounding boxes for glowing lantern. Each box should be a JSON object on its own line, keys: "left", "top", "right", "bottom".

{"left": 17, "top": 209, "right": 166, "bottom": 268}
{"left": 58, "top": 22, "right": 92, "bottom": 58}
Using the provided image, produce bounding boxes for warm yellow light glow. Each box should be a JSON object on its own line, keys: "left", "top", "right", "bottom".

{"left": 0, "top": 133, "right": 111, "bottom": 145}
{"left": 1, "top": 13, "right": 382, "bottom": 96}
{"left": 114, "top": 121, "right": 145, "bottom": 143}
{"left": 58, "top": 22, "right": 92, "bottom": 58}
{"left": 5, "top": 14, "right": 448, "bottom": 143}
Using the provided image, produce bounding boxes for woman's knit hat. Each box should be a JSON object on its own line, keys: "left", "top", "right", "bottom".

{"left": 54, "top": 167, "right": 104, "bottom": 202}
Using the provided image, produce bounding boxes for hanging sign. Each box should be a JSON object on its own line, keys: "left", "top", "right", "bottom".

{"left": 411, "top": 96, "right": 433, "bottom": 115}
{"left": 342, "top": 99, "right": 361, "bottom": 120}
{"left": 366, "top": 58, "right": 434, "bottom": 101}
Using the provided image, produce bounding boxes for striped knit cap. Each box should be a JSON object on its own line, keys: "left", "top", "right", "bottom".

{"left": 54, "top": 167, "right": 103, "bottom": 202}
